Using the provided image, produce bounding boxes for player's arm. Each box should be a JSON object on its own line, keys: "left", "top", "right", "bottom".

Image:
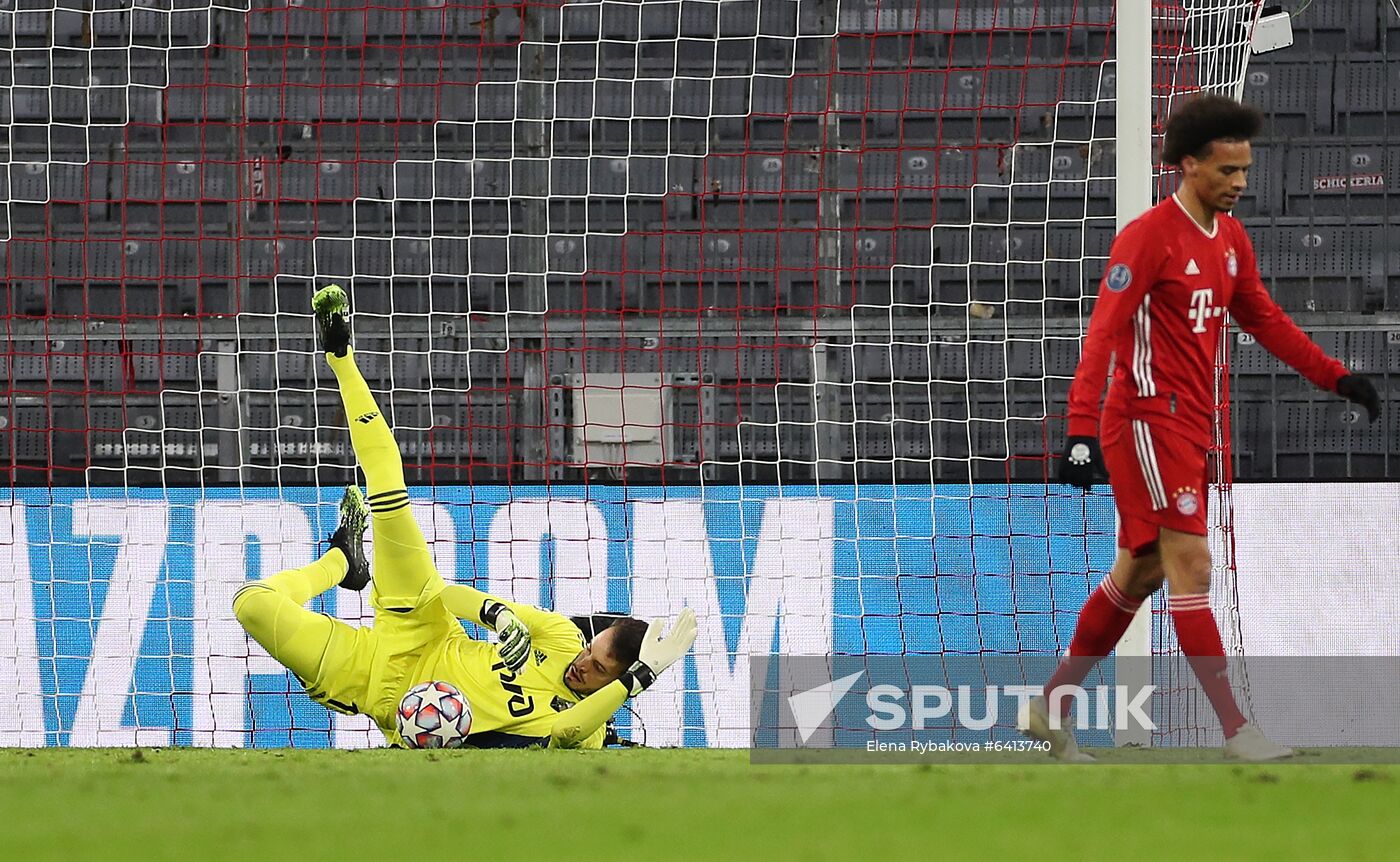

{"left": 1061, "top": 220, "right": 1163, "bottom": 489}
{"left": 548, "top": 681, "right": 628, "bottom": 749}
{"left": 439, "top": 584, "right": 549, "bottom": 673}
{"left": 1227, "top": 229, "right": 1380, "bottom": 422}
{"left": 547, "top": 609, "right": 698, "bottom": 749}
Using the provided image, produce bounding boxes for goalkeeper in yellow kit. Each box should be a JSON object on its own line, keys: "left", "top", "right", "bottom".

{"left": 232, "top": 285, "right": 698, "bottom": 749}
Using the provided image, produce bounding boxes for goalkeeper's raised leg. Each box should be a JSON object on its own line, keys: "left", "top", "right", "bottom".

{"left": 313, "top": 284, "right": 445, "bottom": 615}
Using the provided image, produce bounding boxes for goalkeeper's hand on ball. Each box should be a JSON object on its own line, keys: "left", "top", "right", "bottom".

{"left": 483, "top": 602, "right": 532, "bottom": 673}
{"left": 620, "top": 608, "right": 698, "bottom": 697}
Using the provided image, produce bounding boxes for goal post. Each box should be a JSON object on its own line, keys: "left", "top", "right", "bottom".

{"left": 1112, "top": 0, "right": 1155, "bottom": 747}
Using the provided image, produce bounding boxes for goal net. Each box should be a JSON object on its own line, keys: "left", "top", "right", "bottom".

{"left": 0, "top": 0, "right": 1262, "bottom": 748}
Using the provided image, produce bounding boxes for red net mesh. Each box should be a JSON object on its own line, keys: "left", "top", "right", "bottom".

{"left": 1, "top": 0, "right": 1134, "bottom": 489}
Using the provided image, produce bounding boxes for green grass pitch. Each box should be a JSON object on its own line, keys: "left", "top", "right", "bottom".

{"left": 3, "top": 748, "right": 1398, "bottom": 861}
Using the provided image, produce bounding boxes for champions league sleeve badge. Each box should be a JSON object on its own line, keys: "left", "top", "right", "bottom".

{"left": 1105, "top": 262, "right": 1132, "bottom": 292}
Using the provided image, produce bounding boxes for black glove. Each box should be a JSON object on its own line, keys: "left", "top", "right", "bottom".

{"left": 1059, "top": 436, "right": 1108, "bottom": 491}
{"left": 1336, "top": 375, "right": 1380, "bottom": 423}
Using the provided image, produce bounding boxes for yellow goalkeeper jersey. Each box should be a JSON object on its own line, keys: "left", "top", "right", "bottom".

{"left": 377, "top": 596, "right": 607, "bottom": 750}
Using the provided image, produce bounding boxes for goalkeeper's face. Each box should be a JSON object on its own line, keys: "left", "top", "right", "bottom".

{"left": 563, "top": 627, "right": 627, "bottom": 695}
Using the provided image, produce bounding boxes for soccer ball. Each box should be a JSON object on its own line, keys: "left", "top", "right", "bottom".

{"left": 397, "top": 681, "right": 472, "bottom": 749}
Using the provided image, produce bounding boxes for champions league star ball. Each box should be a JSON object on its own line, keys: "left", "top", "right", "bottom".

{"left": 397, "top": 681, "right": 473, "bottom": 749}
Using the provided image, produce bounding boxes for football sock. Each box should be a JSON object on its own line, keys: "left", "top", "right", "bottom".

{"left": 257, "top": 548, "right": 348, "bottom": 604}
{"left": 1169, "top": 593, "right": 1247, "bottom": 738}
{"left": 327, "top": 347, "right": 441, "bottom": 612}
{"left": 1043, "top": 577, "right": 1144, "bottom": 715}
{"left": 327, "top": 348, "right": 409, "bottom": 516}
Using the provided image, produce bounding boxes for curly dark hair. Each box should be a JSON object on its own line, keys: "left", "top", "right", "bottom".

{"left": 1160, "top": 93, "right": 1263, "bottom": 166}
{"left": 604, "top": 617, "right": 650, "bottom": 667}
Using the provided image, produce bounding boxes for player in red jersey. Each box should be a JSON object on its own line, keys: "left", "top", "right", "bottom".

{"left": 1022, "top": 94, "right": 1381, "bottom": 761}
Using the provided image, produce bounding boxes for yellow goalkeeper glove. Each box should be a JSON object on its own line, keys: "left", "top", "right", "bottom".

{"left": 482, "top": 601, "right": 532, "bottom": 673}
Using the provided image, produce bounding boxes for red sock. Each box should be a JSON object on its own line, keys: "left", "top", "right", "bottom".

{"left": 1044, "top": 577, "right": 1143, "bottom": 715}
{"left": 1169, "top": 593, "right": 1247, "bottom": 738}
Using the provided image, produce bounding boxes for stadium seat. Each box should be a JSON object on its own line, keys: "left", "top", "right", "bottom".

{"left": 164, "top": 79, "right": 221, "bottom": 125}
{"left": 634, "top": 78, "right": 675, "bottom": 120}
{"left": 1230, "top": 332, "right": 1288, "bottom": 375}
{"left": 45, "top": 163, "right": 90, "bottom": 204}
{"left": 1386, "top": 328, "right": 1400, "bottom": 374}
{"left": 6, "top": 238, "right": 45, "bottom": 283}
{"left": 1250, "top": 218, "right": 1385, "bottom": 312}
{"left": 1335, "top": 56, "right": 1400, "bottom": 136}
{"left": 249, "top": 2, "right": 346, "bottom": 42}
{"left": 575, "top": 155, "right": 669, "bottom": 198}
{"left": 128, "top": 340, "right": 205, "bottom": 390}
{"left": 1241, "top": 61, "right": 1333, "bottom": 136}
{"left": 839, "top": 0, "right": 922, "bottom": 35}
{"left": 1342, "top": 329, "right": 1389, "bottom": 376}
{"left": 1283, "top": 140, "right": 1396, "bottom": 217}
{"left": 1309, "top": 331, "right": 1349, "bottom": 369}
{"left": 1005, "top": 339, "right": 1050, "bottom": 379}
{"left": 466, "top": 235, "right": 509, "bottom": 276}
{"left": 1274, "top": 397, "right": 1388, "bottom": 479}
{"left": 262, "top": 234, "right": 316, "bottom": 278}
{"left": 113, "top": 163, "right": 163, "bottom": 202}
{"left": 1286, "top": 0, "right": 1379, "bottom": 53}
{"left": 1388, "top": 10, "right": 1400, "bottom": 55}
{"left": 429, "top": 350, "right": 513, "bottom": 388}
{"left": 845, "top": 342, "right": 924, "bottom": 383}
{"left": 8, "top": 162, "right": 52, "bottom": 203}
{"left": 1228, "top": 395, "right": 1270, "bottom": 471}
{"left": 1387, "top": 220, "right": 1400, "bottom": 311}
{"left": 159, "top": 161, "right": 200, "bottom": 202}
{"left": 1041, "top": 337, "right": 1081, "bottom": 379}
{"left": 1231, "top": 140, "right": 1283, "bottom": 218}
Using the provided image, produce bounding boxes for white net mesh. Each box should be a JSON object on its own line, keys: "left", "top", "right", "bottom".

{"left": 0, "top": 0, "right": 1263, "bottom": 747}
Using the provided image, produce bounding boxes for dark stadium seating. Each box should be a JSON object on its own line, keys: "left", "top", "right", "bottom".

{"left": 1335, "top": 56, "right": 1400, "bottom": 136}
{"left": 5, "top": 2, "right": 1400, "bottom": 484}
{"left": 1282, "top": 140, "right": 1397, "bottom": 218}
{"left": 1231, "top": 141, "right": 1283, "bottom": 218}
{"left": 1287, "top": 0, "right": 1379, "bottom": 53}
{"left": 1241, "top": 60, "right": 1332, "bottom": 137}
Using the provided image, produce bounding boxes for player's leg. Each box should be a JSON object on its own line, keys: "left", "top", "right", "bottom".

{"left": 1025, "top": 419, "right": 1169, "bottom": 759}
{"left": 1041, "top": 545, "right": 1162, "bottom": 706}
{"left": 1141, "top": 419, "right": 1247, "bottom": 740}
{"left": 231, "top": 486, "right": 374, "bottom": 714}
{"left": 312, "top": 284, "right": 445, "bottom": 613}
{"left": 1157, "top": 527, "right": 1292, "bottom": 760}
{"left": 1134, "top": 420, "right": 1292, "bottom": 760}
{"left": 1158, "top": 528, "right": 1247, "bottom": 735}
{"left": 232, "top": 548, "right": 351, "bottom": 686}
{"left": 1024, "top": 545, "right": 1162, "bottom": 761}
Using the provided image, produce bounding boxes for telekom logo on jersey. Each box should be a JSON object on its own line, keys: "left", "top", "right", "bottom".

{"left": 1187, "top": 288, "right": 1218, "bottom": 334}
{"left": 0, "top": 497, "right": 834, "bottom": 748}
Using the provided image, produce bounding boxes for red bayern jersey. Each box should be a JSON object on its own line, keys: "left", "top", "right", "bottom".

{"left": 1067, "top": 194, "right": 1349, "bottom": 447}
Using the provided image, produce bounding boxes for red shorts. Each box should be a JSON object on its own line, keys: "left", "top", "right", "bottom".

{"left": 1100, "top": 418, "right": 1209, "bottom": 556}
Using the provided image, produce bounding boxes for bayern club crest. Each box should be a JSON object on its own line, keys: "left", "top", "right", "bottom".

{"left": 1175, "top": 488, "right": 1200, "bottom": 516}
{"left": 1225, "top": 249, "right": 1238, "bottom": 277}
